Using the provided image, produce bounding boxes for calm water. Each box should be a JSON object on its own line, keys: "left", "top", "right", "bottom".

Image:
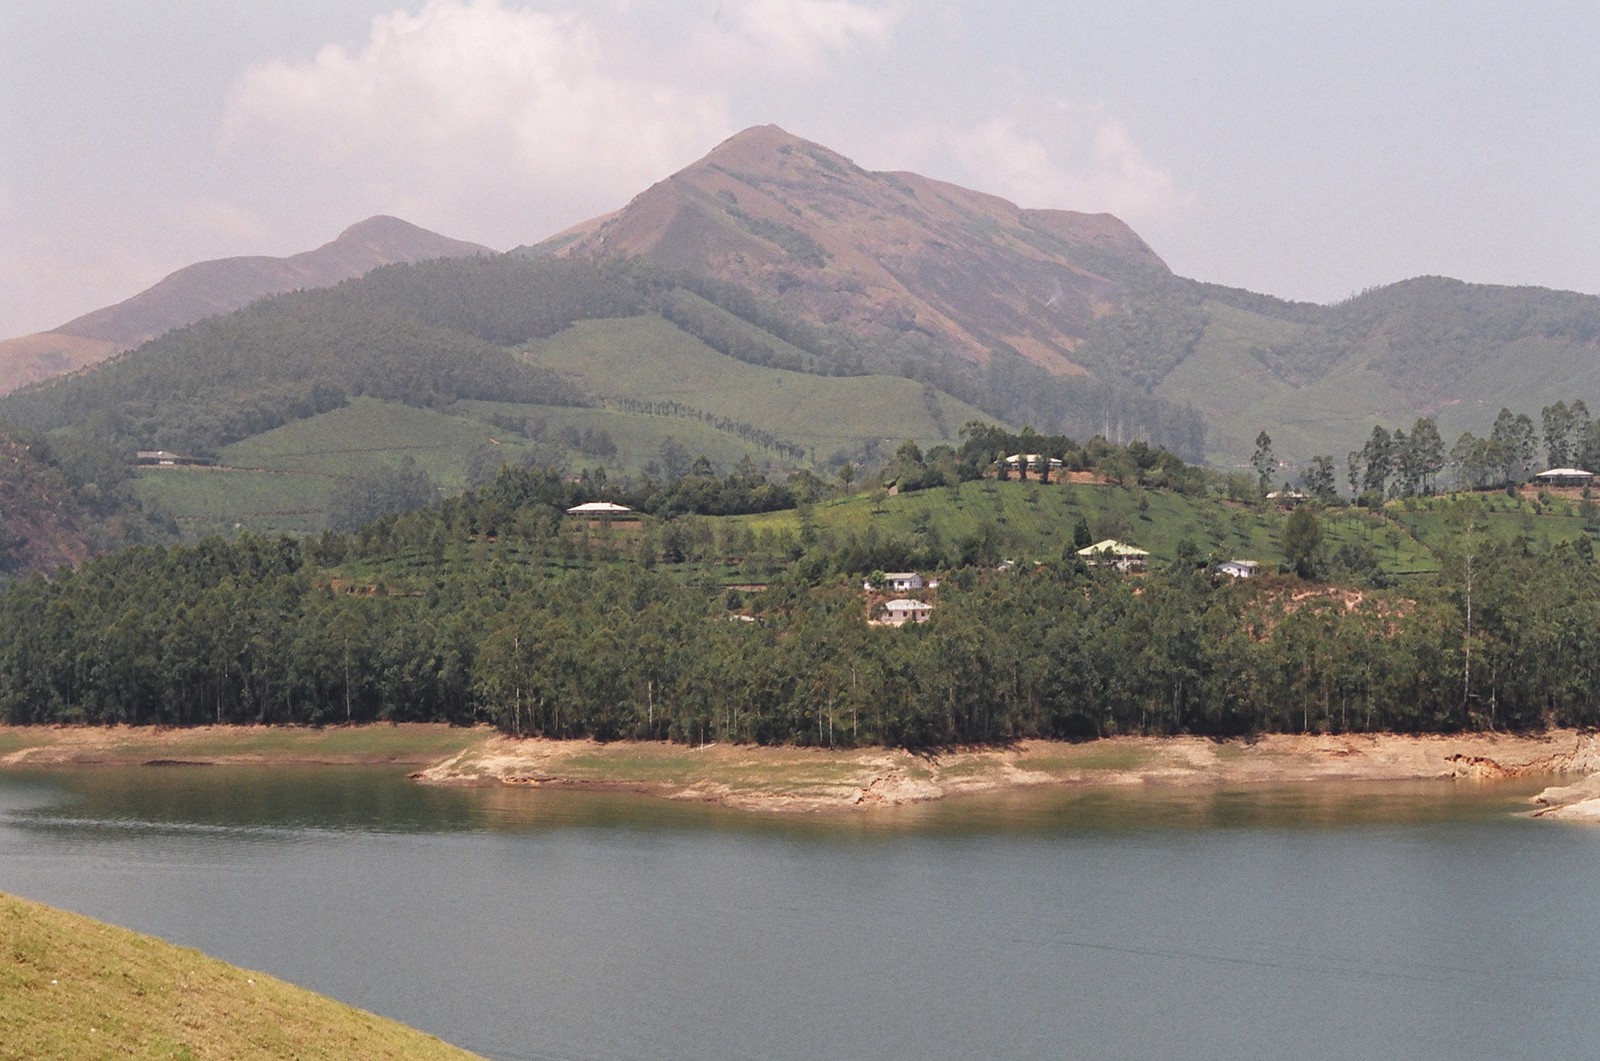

{"left": 2, "top": 767, "right": 1599, "bottom": 1061}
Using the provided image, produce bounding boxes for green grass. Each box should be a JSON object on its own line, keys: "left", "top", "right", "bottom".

{"left": 0, "top": 892, "right": 478, "bottom": 1059}
{"left": 448, "top": 400, "right": 779, "bottom": 475}
{"left": 1020, "top": 744, "right": 1155, "bottom": 773}
{"left": 739, "top": 477, "right": 1437, "bottom": 573}
{"left": 0, "top": 723, "right": 489, "bottom": 765}
{"left": 221, "top": 398, "right": 507, "bottom": 489}
{"left": 525, "top": 316, "right": 998, "bottom": 453}
{"left": 1388, "top": 489, "right": 1597, "bottom": 557}
{"left": 133, "top": 467, "right": 336, "bottom": 538}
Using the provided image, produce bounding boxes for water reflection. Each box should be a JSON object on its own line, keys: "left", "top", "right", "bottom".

{"left": 0, "top": 764, "right": 1554, "bottom": 845}
{"left": 2, "top": 765, "right": 1554, "bottom": 841}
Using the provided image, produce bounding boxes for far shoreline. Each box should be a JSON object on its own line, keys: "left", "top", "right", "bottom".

{"left": 5, "top": 722, "right": 1599, "bottom": 819}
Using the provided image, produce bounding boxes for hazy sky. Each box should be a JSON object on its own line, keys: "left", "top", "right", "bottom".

{"left": 4, "top": 0, "right": 1598, "bottom": 337}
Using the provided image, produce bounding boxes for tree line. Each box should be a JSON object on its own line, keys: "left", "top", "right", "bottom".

{"left": 4, "top": 468, "right": 1597, "bottom": 742}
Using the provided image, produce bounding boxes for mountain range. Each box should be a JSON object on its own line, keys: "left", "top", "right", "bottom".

{"left": 0, "top": 216, "right": 490, "bottom": 394}
{"left": 537, "top": 126, "right": 1600, "bottom": 464}
{"left": 5, "top": 123, "right": 1600, "bottom": 501}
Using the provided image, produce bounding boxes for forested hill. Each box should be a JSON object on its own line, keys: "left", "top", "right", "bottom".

{"left": 57, "top": 216, "right": 495, "bottom": 351}
{"left": 0, "top": 217, "right": 493, "bottom": 397}
{"left": 0, "top": 426, "right": 167, "bottom": 576}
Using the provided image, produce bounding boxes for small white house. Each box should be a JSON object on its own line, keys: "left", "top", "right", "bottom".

{"left": 1077, "top": 539, "right": 1149, "bottom": 571}
{"left": 1534, "top": 467, "right": 1595, "bottom": 488}
{"left": 884, "top": 572, "right": 924, "bottom": 592}
{"left": 879, "top": 598, "right": 934, "bottom": 626}
{"left": 1002, "top": 453, "right": 1064, "bottom": 474}
{"left": 1218, "top": 559, "right": 1260, "bottom": 579}
{"left": 564, "top": 501, "right": 634, "bottom": 519}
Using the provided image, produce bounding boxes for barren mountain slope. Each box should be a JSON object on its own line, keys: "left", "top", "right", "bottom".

{"left": 545, "top": 124, "right": 1169, "bottom": 374}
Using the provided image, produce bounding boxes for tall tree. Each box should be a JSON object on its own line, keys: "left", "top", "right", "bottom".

{"left": 1302, "top": 455, "right": 1338, "bottom": 503}
{"left": 1283, "top": 507, "right": 1324, "bottom": 579}
{"left": 1251, "top": 431, "right": 1276, "bottom": 494}
{"left": 1359, "top": 426, "right": 1393, "bottom": 497}
{"left": 1408, "top": 418, "right": 1446, "bottom": 494}
{"left": 1542, "top": 401, "right": 1574, "bottom": 468}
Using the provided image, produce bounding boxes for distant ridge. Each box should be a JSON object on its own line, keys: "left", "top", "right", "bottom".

{"left": 539, "top": 124, "right": 1169, "bottom": 374}
{"left": 0, "top": 216, "right": 494, "bottom": 395}
{"left": 536, "top": 124, "right": 1600, "bottom": 464}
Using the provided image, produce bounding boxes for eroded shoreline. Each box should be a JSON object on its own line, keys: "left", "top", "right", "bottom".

{"left": 414, "top": 728, "right": 1600, "bottom": 816}
{"left": 5, "top": 723, "right": 1599, "bottom": 818}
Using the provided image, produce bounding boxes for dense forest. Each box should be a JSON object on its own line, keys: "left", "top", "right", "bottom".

{"left": 3, "top": 451, "right": 1596, "bottom": 744}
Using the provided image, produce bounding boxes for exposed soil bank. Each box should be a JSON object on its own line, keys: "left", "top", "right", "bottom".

{"left": 0, "top": 722, "right": 488, "bottom": 768}
{"left": 414, "top": 730, "right": 1600, "bottom": 814}
{"left": 8, "top": 723, "right": 1598, "bottom": 818}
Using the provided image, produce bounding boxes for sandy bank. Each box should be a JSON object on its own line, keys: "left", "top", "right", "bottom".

{"left": 0, "top": 722, "right": 487, "bottom": 768}
{"left": 414, "top": 730, "right": 1600, "bottom": 814}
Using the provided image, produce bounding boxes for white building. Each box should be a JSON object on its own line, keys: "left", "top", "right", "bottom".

{"left": 884, "top": 572, "right": 924, "bottom": 592}
{"left": 1533, "top": 468, "right": 1595, "bottom": 488}
{"left": 564, "top": 502, "right": 634, "bottom": 518}
{"left": 1076, "top": 539, "right": 1149, "bottom": 571}
{"left": 879, "top": 598, "right": 934, "bottom": 626}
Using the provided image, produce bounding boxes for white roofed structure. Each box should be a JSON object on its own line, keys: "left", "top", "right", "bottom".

{"left": 565, "top": 501, "right": 635, "bottom": 518}
{"left": 1077, "top": 539, "right": 1149, "bottom": 571}
{"left": 1533, "top": 468, "right": 1595, "bottom": 487}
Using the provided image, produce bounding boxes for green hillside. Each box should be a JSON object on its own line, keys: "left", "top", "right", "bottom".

{"left": 740, "top": 476, "right": 1440, "bottom": 576}
{"left": 525, "top": 315, "right": 996, "bottom": 455}
{"left": 1146, "top": 277, "right": 1600, "bottom": 468}
{"left": 451, "top": 400, "right": 784, "bottom": 473}
{"left": 134, "top": 396, "right": 813, "bottom": 538}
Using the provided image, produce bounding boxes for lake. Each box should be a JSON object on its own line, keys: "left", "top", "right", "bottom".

{"left": 2, "top": 766, "right": 1599, "bottom": 1060}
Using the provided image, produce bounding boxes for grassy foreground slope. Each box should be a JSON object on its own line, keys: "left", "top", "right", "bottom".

{"left": 0, "top": 892, "right": 478, "bottom": 1060}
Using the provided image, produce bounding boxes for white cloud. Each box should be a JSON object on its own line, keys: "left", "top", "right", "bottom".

{"left": 220, "top": 0, "right": 735, "bottom": 242}
{"left": 694, "top": 0, "right": 902, "bottom": 74}
{"left": 893, "top": 103, "right": 1192, "bottom": 224}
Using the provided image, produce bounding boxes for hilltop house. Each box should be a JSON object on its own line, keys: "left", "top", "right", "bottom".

{"left": 1003, "top": 453, "right": 1064, "bottom": 476}
{"left": 1077, "top": 539, "right": 1149, "bottom": 572}
{"left": 884, "top": 572, "right": 923, "bottom": 592}
{"left": 1217, "top": 559, "right": 1261, "bottom": 579}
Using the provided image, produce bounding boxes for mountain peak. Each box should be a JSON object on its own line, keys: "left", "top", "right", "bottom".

{"left": 548, "top": 126, "right": 1168, "bottom": 373}
{"left": 334, "top": 214, "right": 430, "bottom": 242}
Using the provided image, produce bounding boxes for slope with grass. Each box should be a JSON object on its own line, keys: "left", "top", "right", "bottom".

{"left": 133, "top": 396, "right": 792, "bottom": 538}
{"left": 451, "top": 400, "right": 783, "bottom": 473}
{"left": 526, "top": 316, "right": 996, "bottom": 453}
{"left": 740, "top": 476, "right": 1441, "bottom": 575}
{"left": 0, "top": 892, "right": 477, "bottom": 1060}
